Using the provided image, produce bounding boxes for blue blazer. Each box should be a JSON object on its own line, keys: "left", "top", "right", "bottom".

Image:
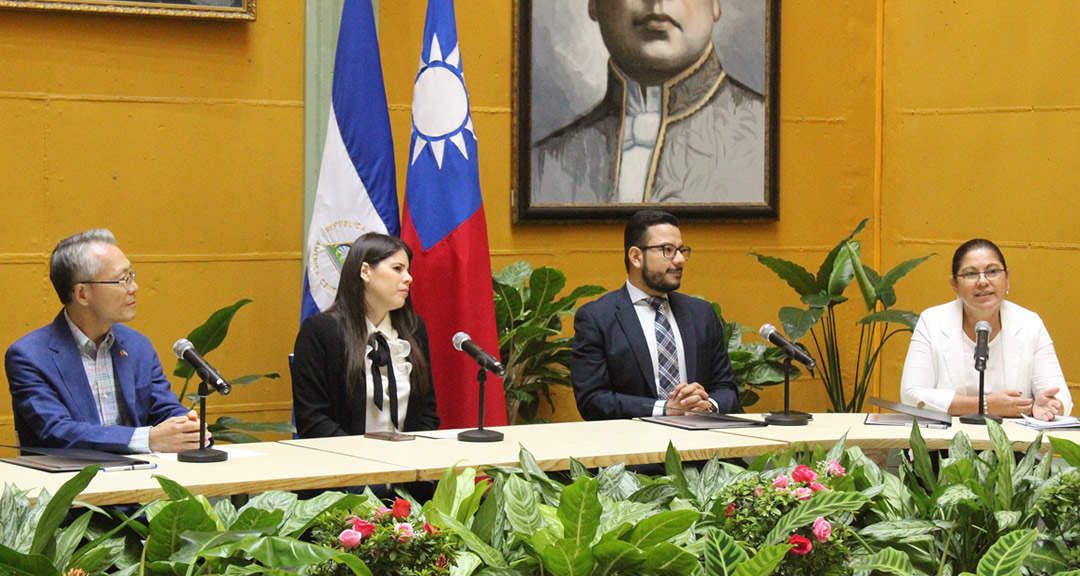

{"left": 571, "top": 287, "right": 737, "bottom": 420}
{"left": 5, "top": 312, "right": 190, "bottom": 452}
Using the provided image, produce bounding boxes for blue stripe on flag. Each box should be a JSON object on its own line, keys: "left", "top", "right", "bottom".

{"left": 332, "top": 0, "right": 399, "bottom": 236}
{"left": 303, "top": 0, "right": 399, "bottom": 323}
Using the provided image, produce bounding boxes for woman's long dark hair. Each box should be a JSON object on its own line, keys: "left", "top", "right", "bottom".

{"left": 326, "top": 232, "right": 430, "bottom": 399}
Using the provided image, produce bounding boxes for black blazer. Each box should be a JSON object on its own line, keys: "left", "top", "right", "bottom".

{"left": 571, "top": 287, "right": 737, "bottom": 420}
{"left": 291, "top": 312, "right": 440, "bottom": 438}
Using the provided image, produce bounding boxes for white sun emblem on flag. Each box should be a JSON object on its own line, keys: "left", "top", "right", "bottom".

{"left": 411, "top": 33, "right": 475, "bottom": 169}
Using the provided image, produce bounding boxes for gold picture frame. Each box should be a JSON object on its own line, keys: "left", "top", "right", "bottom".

{"left": 0, "top": 0, "right": 255, "bottom": 21}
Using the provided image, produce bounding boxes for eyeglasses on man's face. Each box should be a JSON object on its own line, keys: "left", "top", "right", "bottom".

{"left": 80, "top": 271, "right": 137, "bottom": 291}
{"left": 641, "top": 244, "right": 691, "bottom": 261}
{"left": 954, "top": 268, "right": 1006, "bottom": 284}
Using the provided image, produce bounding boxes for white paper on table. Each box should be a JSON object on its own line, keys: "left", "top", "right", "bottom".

{"left": 150, "top": 446, "right": 267, "bottom": 461}
{"left": 1017, "top": 414, "right": 1080, "bottom": 429}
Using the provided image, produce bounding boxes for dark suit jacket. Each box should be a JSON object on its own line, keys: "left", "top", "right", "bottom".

{"left": 571, "top": 287, "right": 737, "bottom": 420}
{"left": 291, "top": 312, "right": 440, "bottom": 438}
{"left": 5, "top": 312, "right": 190, "bottom": 452}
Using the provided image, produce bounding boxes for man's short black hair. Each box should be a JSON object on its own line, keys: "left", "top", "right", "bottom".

{"left": 624, "top": 210, "right": 679, "bottom": 271}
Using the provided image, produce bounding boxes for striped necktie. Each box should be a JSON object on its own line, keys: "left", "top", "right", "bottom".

{"left": 648, "top": 297, "right": 680, "bottom": 398}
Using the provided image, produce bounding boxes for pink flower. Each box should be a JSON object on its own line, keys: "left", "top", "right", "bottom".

{"left": 810, "top": 482, "right": 828, "bottom": 493}
{"left": 724, "top": 503, "right": 737, "bottom": 518}
{"left": 754, "top": 487, "right": 764, "bottom": 497}
{"left": 825, "top": 460, "right": 846, "bottom": 477}
{"left": 423, "top": 522, "right": 440, "bottom": 535}
{"left": 792, "top": 465, "right": 817, "bottom": 484}
{"left": 374, "top": 506, "right": 391, "bottom": 520}
{"left": 788, "top": 534, "right": 813, "bottom": 555}
{"left": 391, "top": 498, "right": 411, "bottom": 520}
{"left": 812, "top": 517, "right": 832, "bottom": 542}
{"left": 394, "top": 522, "right": 415, "bottom": 541}
{"left": 339, "top": 529, "right": 362, "bottom": 549}
{"left": 353, "top": 519, "right": 377, "bottom": 538}
{"left": 772, "top": 474, "right": 790, "bottom": 488}
{"left": 794, "top": 487, "right": 813, "bottom": 500}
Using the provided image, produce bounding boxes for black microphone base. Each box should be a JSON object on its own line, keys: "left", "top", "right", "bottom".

{"left": 765, "top": 411, "right": 811, "bottom": 426}
{"left": 458, "top": 428, "right": 504, "bottom": 443}
{"left": 178, "top": 447, "right": 228, "bottom": 463}
{"left": 959, "top": 412, "right": 1003, "bottom": 425}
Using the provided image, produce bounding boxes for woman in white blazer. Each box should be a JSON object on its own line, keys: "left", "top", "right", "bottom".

{"left": 901, "top": 239, "right": 1073, "bottom": 420}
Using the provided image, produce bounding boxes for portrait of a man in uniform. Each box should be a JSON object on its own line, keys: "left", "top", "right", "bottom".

{"left": 518, "top": 0, "right": 777, "bottom": 219}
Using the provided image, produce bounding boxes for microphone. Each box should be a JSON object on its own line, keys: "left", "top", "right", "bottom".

{"left": 974, "top": 320, "right": 991, "bottom": 372}
{"left": 759, "top": 324, "right": 817, "bottom": 370}
{"left": 173, "top": 339, "right": 232, "bottom": 395}
{"left": 452, "top": 332, "right": 506, "bottom": 377}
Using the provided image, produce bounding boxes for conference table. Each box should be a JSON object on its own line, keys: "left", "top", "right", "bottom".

{"left": 282, "top": 419, "right": 786, "bottom": 481}
{"left": 719, "top": 412, "right": 1070, "bottom": 452}
{"left": 2, "top": 415, "right": 1076, "bottom": 506}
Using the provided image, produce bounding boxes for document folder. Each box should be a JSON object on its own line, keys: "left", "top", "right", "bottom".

{"left": 0, "top": 445, "right": 153, "bottom": 473}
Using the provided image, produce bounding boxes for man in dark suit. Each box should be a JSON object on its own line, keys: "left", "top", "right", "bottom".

{"left": 572, "top": 210, "right": 737, "bottom": 420}
{"left": 5, "top": 229, "right": 203, "bottom": 453}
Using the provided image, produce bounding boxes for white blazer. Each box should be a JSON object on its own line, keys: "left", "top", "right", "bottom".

{"left": 900, "top": 299, "right": 1073, "bottom": 416}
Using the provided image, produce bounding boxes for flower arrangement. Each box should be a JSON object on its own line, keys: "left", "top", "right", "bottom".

{"left": 718, "top": 460, "right": 855, "bottom": 575}
{"left": 309, "top": 497, "right": 456, "bottom": 576}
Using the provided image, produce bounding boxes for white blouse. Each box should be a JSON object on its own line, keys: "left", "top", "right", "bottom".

{"left": 364, "top": 317, "right": 413, "bottom": 432}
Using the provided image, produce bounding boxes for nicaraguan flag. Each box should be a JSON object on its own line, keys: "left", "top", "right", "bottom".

{"left": 302, "top": 0, "right": 399, "bottom": 322}
{"left": 402, "top": 0, "right": 507, "bottom": 429}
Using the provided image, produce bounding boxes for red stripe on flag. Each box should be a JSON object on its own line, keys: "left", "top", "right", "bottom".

{"left": 402, "top": 206, "right": 508, "bottom": 430}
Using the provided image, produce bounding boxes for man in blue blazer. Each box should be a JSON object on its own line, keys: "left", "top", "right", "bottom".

{"left": 5, "top": 229, "right": 203, "bottom": 453}
{"left": 572, "top": 210, "right": 737, "bottom": 420}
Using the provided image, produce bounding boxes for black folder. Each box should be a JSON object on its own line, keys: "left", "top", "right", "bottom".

{"left": 0, "top": 445, "right": 153, "bottom": 473}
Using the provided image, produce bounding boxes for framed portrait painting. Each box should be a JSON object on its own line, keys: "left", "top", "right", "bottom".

{"left": 514, "top": 0, "right": 780, "bottom": 221}
{"left": 0, "top": 0, "right": 255, "bottom": 20}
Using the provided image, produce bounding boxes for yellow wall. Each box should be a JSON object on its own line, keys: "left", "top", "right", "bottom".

{"left": 0, "top": 4, "right": 305, "bottom": 446}
{"left": 2, "top": 0, "right": 1076, "bottom": 444}
{"left": 879, "top": 1, "right": 1080, "bottom": 411}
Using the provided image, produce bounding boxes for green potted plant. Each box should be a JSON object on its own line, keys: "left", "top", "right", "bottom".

{"left": 751, "top": 219, "right": 932, "bottom": 412}
{"left": 713, "top": 301, "right": 801, "bottom": 411}
{"left": 172, "top": 298, "right": 295, "bottom": 442}
{"left": 492, "top": 262, "right": 605, "bottom": 424}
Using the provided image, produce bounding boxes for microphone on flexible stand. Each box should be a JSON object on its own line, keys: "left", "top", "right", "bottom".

{"left": 452, "top": 332, "right": 505, "bottom": 442}
{"left": 759, "top": 324, "right": 816, "bottom": 371}
{"left": 759, "top": 324, "right": 813, "bottom": 426}
{"left": 173, "top": 339, "right": 230, "bottom": 462}
{"left": 960, "top": 321, "right": 1002, "bottom": 424}
{"left": 453, "top": 332, "right": 507, "bottom": 377}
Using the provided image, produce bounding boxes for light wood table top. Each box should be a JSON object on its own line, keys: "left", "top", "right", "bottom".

{"left": 8, "top": 417, "right": 1074, "bottom": 506}
{"left": 0, "top": 442, "right": 414, "bottom": 506}
{"left": 719, "top": 413, "right": 1053, "bottom": 452}
{"left": 283, "top": 419, "right": 789, "bottom": 481}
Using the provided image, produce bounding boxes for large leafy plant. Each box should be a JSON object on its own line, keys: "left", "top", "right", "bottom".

{"left": 172, "top": 298, "right": 294, "bottom": 442}
{"left": 858, "top": 420, "right": 1080, "bottom": 576}
{"left": 0, "top": 468, "right": 374, "bottom": 575}
{"left": 422, "top": 437, "right": 918, "bottom": 576}
{"left": 0, "top": 466, "right": 145, "bottom": 576}
{"left": 492, "top": 262, "right": 605, "bottom": 424}
{"left": 751, "top": 218, "right": 932, "bottom": 412}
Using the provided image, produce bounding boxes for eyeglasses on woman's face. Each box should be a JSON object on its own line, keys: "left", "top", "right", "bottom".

{"left": 953, "top": 268, "right": 1006, "bottom": 284}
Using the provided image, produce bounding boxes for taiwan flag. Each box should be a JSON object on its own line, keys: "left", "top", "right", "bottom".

{"left": 402, "top": 0, "right": 507, "bottom": 429}
{"left": 302, "top": 0, "right": 399, "bottom": 323}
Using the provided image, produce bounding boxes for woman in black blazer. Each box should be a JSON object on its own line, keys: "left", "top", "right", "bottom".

{"left": 291, "top": 232, "right": 440, "bottom": 439}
